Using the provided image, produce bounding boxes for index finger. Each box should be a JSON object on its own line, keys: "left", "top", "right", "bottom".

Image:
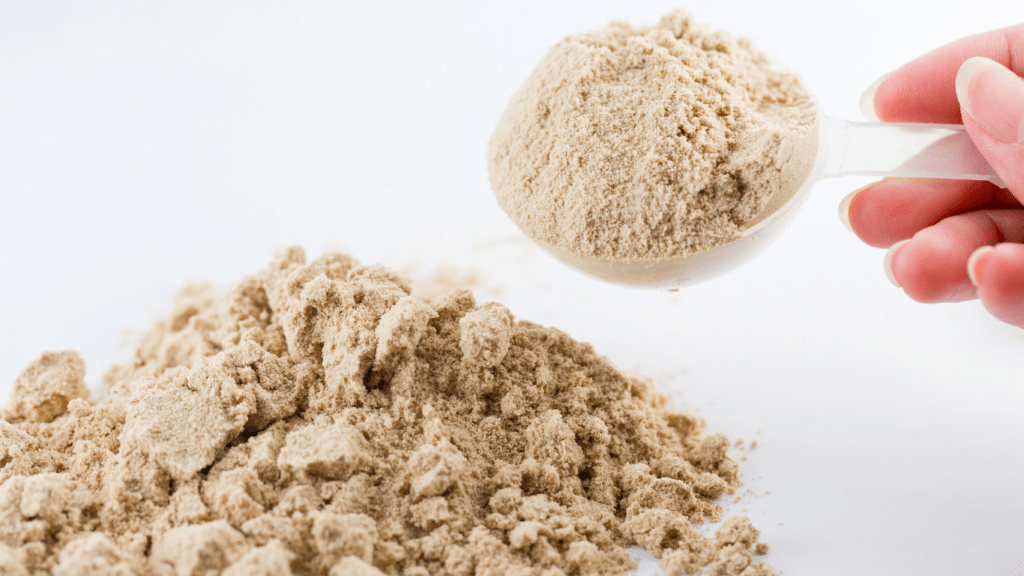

{"left": 867, "top": 24, "right": 1024, "bottom": 124}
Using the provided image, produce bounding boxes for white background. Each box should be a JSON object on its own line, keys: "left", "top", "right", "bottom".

{"left": 1, "top": 2, "right": 1022, "bottom": 575}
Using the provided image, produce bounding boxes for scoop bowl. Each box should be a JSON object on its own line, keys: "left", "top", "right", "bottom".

{"left": 532, "top": 115, "right": 1005, "bottom": 289}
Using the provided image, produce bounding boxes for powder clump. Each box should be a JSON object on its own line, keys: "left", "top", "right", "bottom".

{"left": 1, "top": 248, "right": 774, "bottom": 575}
{"left": 277, "top": 420, "right": 372, "bottom": 481}
{"left": 52, "top": 532, "right": 144, "bottom": 576}
{"left": 488, "top": 10, "right": 818, "bottom": 260}
{"left": 5, "top": 351, "right": 89, "bottom": 424}
{"left": 458, "top": 303, "right": 513, "bottom": 368}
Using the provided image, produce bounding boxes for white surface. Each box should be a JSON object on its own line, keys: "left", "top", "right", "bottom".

{"left": 1, "top": 2, "right": 1022, "bottom": 575}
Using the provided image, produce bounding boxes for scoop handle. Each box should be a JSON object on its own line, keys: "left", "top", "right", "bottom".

{"left": 817, "top": 116, "right": 1006, "bottom": 188}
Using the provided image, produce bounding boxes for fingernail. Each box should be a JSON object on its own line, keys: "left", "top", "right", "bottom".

{"left": 859, "top": 72, "right": 891, "bottom": 122}
{"left": 956, "top": 57, "right": 1024, "bottom": 145}
{"left": 884, "top": 239, "right": 911, "bottom": 288}
{"left": 966, "top": 245, "right": 994, "bottom": 286}
{"left": 838, "top": 183, "right": 876, "bottom": 232}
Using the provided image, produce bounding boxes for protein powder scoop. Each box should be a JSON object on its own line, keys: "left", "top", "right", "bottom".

{"left": 487, "top": 11, "right": 1003, "bottom": 287}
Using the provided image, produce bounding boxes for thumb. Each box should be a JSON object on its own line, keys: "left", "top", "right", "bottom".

{"left": 956, "top": 57, "right": 1024, "bottom": 198}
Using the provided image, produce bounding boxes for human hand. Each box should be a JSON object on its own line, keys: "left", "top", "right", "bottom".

{"left": 840, "top": 25, "right": 1024, "bottom": 326}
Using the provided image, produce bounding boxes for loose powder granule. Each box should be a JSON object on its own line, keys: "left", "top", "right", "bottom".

{"left": 488, "top": 10, "right": 819, "bottom": 261}
{"left": 1, "top": 248, "right": 774, "bottom": 576}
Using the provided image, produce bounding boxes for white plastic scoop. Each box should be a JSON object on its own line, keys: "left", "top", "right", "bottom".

{"left": 536, "top": 115, "right": 1005, "bottom": 288}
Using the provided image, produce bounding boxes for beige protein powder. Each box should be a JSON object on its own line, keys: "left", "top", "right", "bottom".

{"left": 0, "top": 248, "right": 776, "bottom": 576}
{"left": 488, "top": 10, "right": 819, "bottom": 261}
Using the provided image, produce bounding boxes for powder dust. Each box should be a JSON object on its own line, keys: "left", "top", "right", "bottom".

{"left": 1, "top": 248, "right": 774, "bottom": 576}
{"left": 488, "top": 10, "right": 819, "bottom": 261}
{"left": 407, "top": 266, "right": 484, "bottom": 301}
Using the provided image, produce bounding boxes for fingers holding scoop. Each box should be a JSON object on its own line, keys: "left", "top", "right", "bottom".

{"left": 845, "top": 24, "right": 1024, "bottom": 320}
{"left": 860, "top": 24, "right": 1024, "bottom": 198}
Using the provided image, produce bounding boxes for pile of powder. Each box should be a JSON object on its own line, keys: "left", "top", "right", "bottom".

{"left": 488, "top": 10, "right": 819, "bottom": 261}
{"left": 0, "top": 248, "right": 775, "bottom": 576}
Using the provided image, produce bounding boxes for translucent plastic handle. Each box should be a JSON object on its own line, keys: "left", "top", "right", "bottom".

{"left": 818, "top": 116, "right": 1006, "bottom": 188}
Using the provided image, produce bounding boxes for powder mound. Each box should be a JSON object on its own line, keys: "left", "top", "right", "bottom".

{"left": 1, "top": 248, "right": 773, "bottom": 576}
{"left": 488, "top": 9, "right": 819, "bottom": 260}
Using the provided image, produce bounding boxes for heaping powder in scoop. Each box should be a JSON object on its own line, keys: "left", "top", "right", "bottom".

{"left": 488, "top": 10, "right": 819, "bottom": 261}
{"left": 0, "top": 248, "right": 776, "bottom": 576}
